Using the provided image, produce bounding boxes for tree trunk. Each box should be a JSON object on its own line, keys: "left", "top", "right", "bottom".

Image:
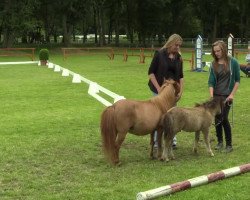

{"left": 82, "top": 20, "right": 88, "bottom": 44}
{"left": 21, "top": 35, "right": 27, "bottom": 43}
{"left": 107, "top": 6, "right": 113, "bottom": 45}
{"left": 43, "top": 2, "right": 50, "bottom": 43}
{"left": 72, "top": 25, "right": 76, "bottom": 42}
{"left": 53, "top": 34, "right": 57, "bottom": 43}
{"left": 3, "top": 28, "right": 14, "bottom": 47}
{"left": 97, "top": 4, "right": 105, "bottom": 46}
{"left": 212, "top": 13, "right": 217, "bottom": 42}
{"left": 245, "top": 9, "right": 250, "bottom": 43}
{"left": 114, "top": 1, "right": 120, "bottom": 47}
{"left": 158, "top": 34, "right": 163, "bottom": 46}
{"left": 126, "top": 0, "right": 133, "bottom": 45}
{"left": 2, "top": 0, "right": 14, "bottom": 47}
{"left": 62, "top": 14, "right": 72, "bottom": 46}
{"left": 44, "top": 22, "right": 50, "bottom": 43}
{"left": 115, "top": 22, "right": 119, "bottom": 47}
{"left": 93, "top": 7, "right": 98, "bottom": 44}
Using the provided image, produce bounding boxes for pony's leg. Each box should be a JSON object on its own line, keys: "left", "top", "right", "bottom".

{"left": 193, "top": 131, "right": 200, "bottom": 153}
{"left": 114, "top": 132, "right": 127, "bottom": 165}
{"left": 150, "top": 131, "right": 155, "bottom": 159}
{"left": 169, "top": 138, "right": 175, "bottom": 160}
{"left": 161, "top": 138, "right": 167, "bottom": 161}
{"left": 161, "top": 136, "right": 169, "bottom": 162}
{"left": 202, "top": 130, "right": 214, "bottom": 157}
{"left": 161, "top": 132, "right": 175, "bottom": 161}
{"left": 157, "top": 128, "right": 163, "bottom": 159}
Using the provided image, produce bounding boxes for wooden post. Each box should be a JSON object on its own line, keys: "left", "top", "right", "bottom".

{"left": 139, "top": 48, "right": 145, "bottom": 63}
{"left": 123, "top": 49, "right": 128, "bottom": 62}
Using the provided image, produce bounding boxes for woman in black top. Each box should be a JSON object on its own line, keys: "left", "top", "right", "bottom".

{"left": 148, "top": 33, "right": 184, "bottom": 150}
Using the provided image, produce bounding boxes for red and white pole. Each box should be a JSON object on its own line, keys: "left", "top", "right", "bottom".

{"left": 136, "top": 163, "right": 250, "bottom": 200}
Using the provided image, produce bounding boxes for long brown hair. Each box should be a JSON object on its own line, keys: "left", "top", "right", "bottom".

{"left": 211, "top": 40, "right": 230, "bottom": 72}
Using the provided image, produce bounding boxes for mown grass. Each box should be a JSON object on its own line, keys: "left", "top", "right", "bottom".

{"left": 0, "top": 51, "right": 249, "bottom": 200}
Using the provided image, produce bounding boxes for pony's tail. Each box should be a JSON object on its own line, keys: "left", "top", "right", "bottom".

{"left": 100, "top": 106, "right": 117, "bottom": 164}
{"left": 162, "top": 113, "right": 174, "bottom": 141}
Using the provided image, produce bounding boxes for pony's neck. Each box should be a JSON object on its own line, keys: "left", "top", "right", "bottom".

{"left": 208, "top": 107, "right": 220, "bottom": 117}
{"left": 152, "top": 88, "right": 176, "bottom": 113}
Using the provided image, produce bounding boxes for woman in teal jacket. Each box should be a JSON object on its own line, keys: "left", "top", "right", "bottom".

{"left": 208, "top": 40, "right": 240, "bottom": 153}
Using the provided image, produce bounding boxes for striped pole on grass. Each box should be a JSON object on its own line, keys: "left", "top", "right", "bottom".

{"left": 136, "top": 163, "right": 250, "bottom": 200}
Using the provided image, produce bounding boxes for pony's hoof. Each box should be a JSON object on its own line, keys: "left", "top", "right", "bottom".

{"left": 210, "top": 153, "right": 214, "bottom": 157}
{"left": 160, "top": 157, "right": 170, "bottom": 162}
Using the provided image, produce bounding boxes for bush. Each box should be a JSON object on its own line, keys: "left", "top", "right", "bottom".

{"left": 39, "top": 49, "right": 49, "bottom": 60}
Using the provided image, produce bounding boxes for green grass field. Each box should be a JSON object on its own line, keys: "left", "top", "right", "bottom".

{"left": 0, "top": 51, "right": 249, "bottom": 200}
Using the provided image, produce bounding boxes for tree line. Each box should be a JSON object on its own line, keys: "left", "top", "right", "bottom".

{"left": 0, "top": 0, "right": 249, "bottom": 48}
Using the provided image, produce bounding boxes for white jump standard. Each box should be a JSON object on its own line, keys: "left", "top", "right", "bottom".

{"left": 194, "top": 34, "right": 234, "bottom": 71}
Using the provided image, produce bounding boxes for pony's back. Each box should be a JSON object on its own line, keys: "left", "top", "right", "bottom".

{"left": 162, "top": 106, "right": 210, "bottom": 134}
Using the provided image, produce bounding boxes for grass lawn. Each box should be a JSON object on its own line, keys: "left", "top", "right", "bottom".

{"left": 0, "top": 50, "right": 249, "bottom": 200}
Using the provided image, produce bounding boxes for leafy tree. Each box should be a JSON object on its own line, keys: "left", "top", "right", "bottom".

{"left": 1, "top": 0, "right": 37, "bottom": 47}
{"left": 0, "top": 0, "right": 248, "bottom": 47}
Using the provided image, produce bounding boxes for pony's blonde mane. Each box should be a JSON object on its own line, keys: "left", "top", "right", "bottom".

{"left": 150, "top": 80, "right": 177, "bottom": 112}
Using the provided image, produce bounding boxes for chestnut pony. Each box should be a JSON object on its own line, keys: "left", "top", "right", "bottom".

{"left": 100, "top": 79, "right": 179, "bottom": 165}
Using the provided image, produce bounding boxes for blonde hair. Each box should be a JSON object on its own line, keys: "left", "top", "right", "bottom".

{"left": 162, "top": 34, "right": 183, "bottom": 49}
{"left": 211, "top": 40, "right": 229, "bottom": 72}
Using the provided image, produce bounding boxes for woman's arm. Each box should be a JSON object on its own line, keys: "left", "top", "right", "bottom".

{"left": 209, "top": 87, "right": 214, "bottom": 98}
{"left": 176, "top": 78, "right": 184, "bottom": 101}
{"left": 227, "top": 82, "right": 239, "bottom": 101}
{"left": 148, "top": 73, "right": 161, "bottom": 93}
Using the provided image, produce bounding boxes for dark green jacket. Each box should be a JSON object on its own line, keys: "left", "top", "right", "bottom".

{"left": 208, "top": 57, "right": 240, "bottom": 93}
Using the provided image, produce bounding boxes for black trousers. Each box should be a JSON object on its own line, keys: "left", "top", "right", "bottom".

{"left": 215, "top": 102, "right": 232, "bottom": 146}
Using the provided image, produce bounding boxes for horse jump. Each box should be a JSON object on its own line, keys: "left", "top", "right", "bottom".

{"left": 100, "top": 79, "right": 180, "bottom": 165}
{"left": 161, "top": 97, "right": 224, "bottom": 162}
{"left": 137, "top": 163, "right": 250, "bottom": 200}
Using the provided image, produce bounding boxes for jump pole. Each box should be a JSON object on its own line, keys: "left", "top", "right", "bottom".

{"left": 136, "top": 163, "right": 250, "bottom": 200}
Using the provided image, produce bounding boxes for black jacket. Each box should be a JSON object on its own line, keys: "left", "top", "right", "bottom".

{"left": 148, "top": 48, "right": 183, "bottom": 93}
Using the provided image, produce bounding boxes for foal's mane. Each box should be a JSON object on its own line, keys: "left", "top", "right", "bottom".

{"left": 195, "top": 97, "right": 221, "bottom": 110}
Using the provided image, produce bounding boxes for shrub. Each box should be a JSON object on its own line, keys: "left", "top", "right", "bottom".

{"left": 39, "top": 49, "right": 49, "bottom": 60}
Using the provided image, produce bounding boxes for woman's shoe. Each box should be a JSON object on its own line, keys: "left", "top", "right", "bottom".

{"left": 215, "top": 143, "right": 223, "bottom": 150}
{"left": 224, "top": 145, "right": 233, "bottom": 153}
